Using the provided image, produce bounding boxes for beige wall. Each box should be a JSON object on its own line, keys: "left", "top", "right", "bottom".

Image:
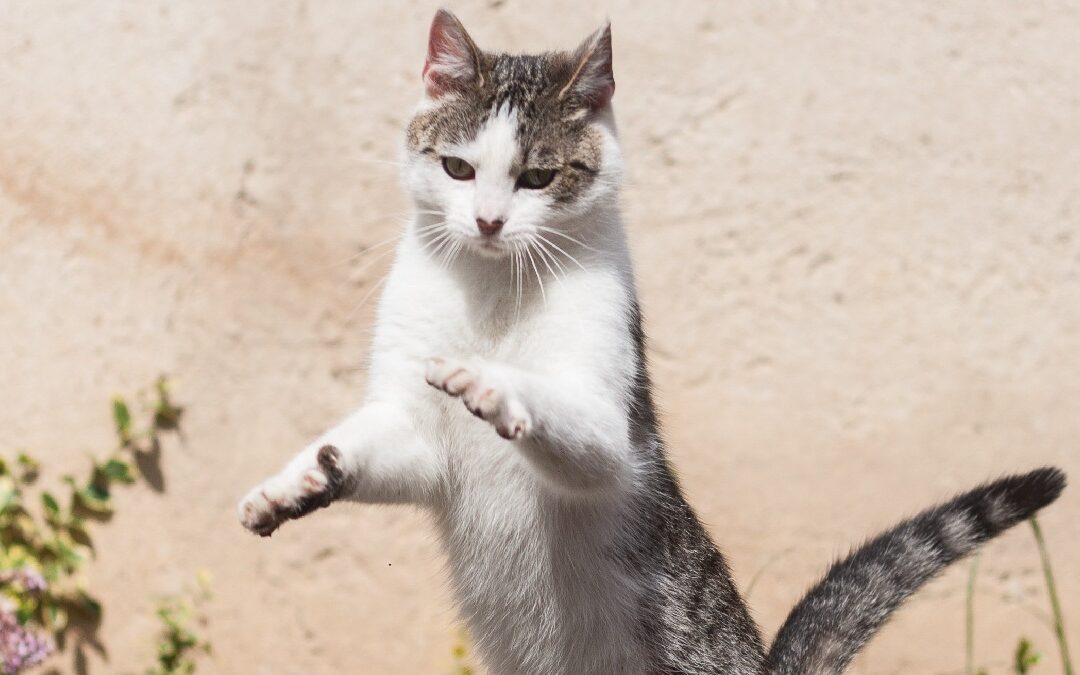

{"left": 2, "top": 1, "right": 1077, "bottom": 673}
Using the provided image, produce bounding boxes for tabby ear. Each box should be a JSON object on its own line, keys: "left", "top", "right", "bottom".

{"left": 423, "top": 9, "right": 484, "bottom": 98}
{"left": 559, "top": 22, "right": 615, "bottom": 112}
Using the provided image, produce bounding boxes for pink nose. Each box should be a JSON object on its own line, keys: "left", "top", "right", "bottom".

{"left": 476, "top": 218, "right": 504, "bottom": 237}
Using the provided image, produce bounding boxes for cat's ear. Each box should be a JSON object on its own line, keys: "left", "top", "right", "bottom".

{"left": 559, "top": 22, "right": 615, "bottom": 112}
{"left": 423, "top": 9, "right": 484, "bottom": 99}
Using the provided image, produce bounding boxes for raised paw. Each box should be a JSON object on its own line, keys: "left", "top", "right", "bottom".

{"left": 425, "top": 357, "right": 532, "bottom": 440}
{"left": 238, "top": 445, "right": 347, "bottom": 537}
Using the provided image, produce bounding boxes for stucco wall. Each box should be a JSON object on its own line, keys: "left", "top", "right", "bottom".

{"left": 2, "top": 1, "right": 1077, "bottom": 673}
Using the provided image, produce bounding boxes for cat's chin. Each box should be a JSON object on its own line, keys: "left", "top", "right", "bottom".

{"left": 467, "top": 238, "right": 512, "bottom": 259}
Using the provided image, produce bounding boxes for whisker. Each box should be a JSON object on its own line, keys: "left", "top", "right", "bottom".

{"left": 535, "top": 226, "right": 599, "bottom": 253}
{"left": 334, "top": 210, "right": 414, "bottom": 231}
{"left": 431, "top": 239, "right": 454, "bottom": 269}
{"left": 340, "top": 247, "right": 398, "bottom": 283}
{"left": 350, "top": 157, "right": 406, "bottom": 168}
{"left": 531, "top": 235, "right": 563, "bottom": 283}
{"left": 326, "top": 209, "right": 448, "bottom": 267}
{"left": 342, "top": 274, "right": 390, "bottom": 325}
{"left": 518, "top": 243, "right": 527, "bottom": 317}
{"left": 538, "top": 236, "right": 587, "bottom": 273}
{"left": 420, "top": 229, "right": 452, "bottom": 248}
{"left": 331, "top": 233, "right": 402, "bottom": 269}
{"left": 524, "top": 243, "right": 546, "bottom": 307}
{"left": 414, "top": 221, "right": 450, "bottom": 235}
{"left": 433, "top": 233, "right": 460, "bottom": 271}
{"left": 418, "top": 231, "right": 453, "bottom": 265}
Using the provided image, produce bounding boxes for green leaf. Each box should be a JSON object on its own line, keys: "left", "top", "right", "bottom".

{"left": 113, "top": 397, "right": 133, "bottom": 444}
{"left": 87, "top": 482, "right": 109, "bottom": 500}
{"left": 45, "top": 602, "right": 68, "bottom": 631}
{"left": 102, "top": 458, "right": 136, "bottom": 483}
{"left": 47, "top": 536, "right": 82, "bottom": 566}
{"left": 43, "top": 561, "right": 63, "bottom": 582}
{"left": 42, "top": 491, "right": 60, "bottom": 516}
{"left": 0, "top": 475, "right": 16, "bottom": 511}
{"left": 151, "top": 377, "right": 184, "bottom": 433}
{"left": 1014, "top": 637, "right": 1040, "bottom": 674}
{"left": 77, "top": 483, "right": 112, "bottom": 513}
{"left": 16, "top": 452, "right": 40, "bottom": 483}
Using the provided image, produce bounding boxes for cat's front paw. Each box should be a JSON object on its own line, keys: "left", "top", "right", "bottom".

{"left": 238, "top": 445, "right": 347, "bottom": 537}
{"left": 425, "top": 357, "right": 532, "bottom": 440}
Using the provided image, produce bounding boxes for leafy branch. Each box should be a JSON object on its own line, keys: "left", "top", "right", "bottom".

{"left": 143, "top": 572, "right": 212, "bottom": 675}
{"left": 0, "top": 376, "right": 183, "bottom": 674}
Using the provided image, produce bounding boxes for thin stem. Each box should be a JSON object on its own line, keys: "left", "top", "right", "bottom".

{"left": 965, "top": 553, "right": 980, "bottom": 675}
{"left": 1030, "top": 517, "right": 1074, "bottom": 675}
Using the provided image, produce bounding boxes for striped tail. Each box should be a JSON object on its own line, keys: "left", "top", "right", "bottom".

{"left": 766, "top": 467, "right": 1066, "bottom": 675}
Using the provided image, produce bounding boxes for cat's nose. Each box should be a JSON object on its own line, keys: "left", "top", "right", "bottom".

{"left": 476, "top": 218, "right": 504, "bottom": 237}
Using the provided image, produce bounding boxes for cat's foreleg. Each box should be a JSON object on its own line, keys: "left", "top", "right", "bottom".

{"left": 425, "top": 357, "right": 633, "bottom": 494}
{"left": 238, "top": 401, "right": 440, "bottom": 536}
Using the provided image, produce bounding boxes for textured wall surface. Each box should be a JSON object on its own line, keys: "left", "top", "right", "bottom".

{"left": 2, "top": 1, "right": 1078, "bottom": 673}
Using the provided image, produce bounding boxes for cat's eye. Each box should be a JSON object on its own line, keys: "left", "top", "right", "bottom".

{"left": 442, "top": 156, "right": 475, "bottom": 180}
{"left": 517, "top": 168, "right": 556, "bottom": 190}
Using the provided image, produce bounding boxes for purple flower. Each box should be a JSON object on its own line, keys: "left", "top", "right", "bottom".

{"left": 0, "top": 569, "right": 47, "bottom": 597}
{"left": 14, "top": 572, "right": 45, "bottom": 596}
{"left": 0, "top": 609, "right": 54, "bottom": 674}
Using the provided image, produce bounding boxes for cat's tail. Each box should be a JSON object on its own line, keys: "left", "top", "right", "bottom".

{"left": 765, "top": 466, "right": 1066, "bottom": 675}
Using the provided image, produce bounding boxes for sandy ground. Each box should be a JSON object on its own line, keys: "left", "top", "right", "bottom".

{"left": 2, "top": 1, "right": 1078, "bottom": 673}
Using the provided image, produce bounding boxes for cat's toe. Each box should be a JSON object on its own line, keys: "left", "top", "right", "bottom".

{"left": 290, "top": 446, "right": 346, "bottom": 512}
{"left": 462, "top": 384, "right": 500, "bottom": 418}
{"left": 238, "top": 488, "right": 282, "bottom": 537}
{"left": 494, "top": 401, "right": 532, "bottom": 440}
{"left": 425, "top": 357, "right": 475, "bottom": 396}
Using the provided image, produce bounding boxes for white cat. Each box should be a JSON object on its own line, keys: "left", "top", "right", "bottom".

{"left": 239, "top": 11, "right": 1066, "bottom": 675}
{"left": 239, "top": 13, "right": 658, "bottom": 673}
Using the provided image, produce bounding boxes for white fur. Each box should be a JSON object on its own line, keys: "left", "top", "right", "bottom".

{"left": 239, "top": 104, "right": 650, "bottom": 673}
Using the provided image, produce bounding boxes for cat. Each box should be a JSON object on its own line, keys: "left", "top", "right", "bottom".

{"left": 238, "top": 11, "right": 1066, "bottom": 674}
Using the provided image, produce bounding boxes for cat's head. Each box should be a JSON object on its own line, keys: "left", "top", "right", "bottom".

{"left": 403, "top": 10, "right": 621, "bottom": 259}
